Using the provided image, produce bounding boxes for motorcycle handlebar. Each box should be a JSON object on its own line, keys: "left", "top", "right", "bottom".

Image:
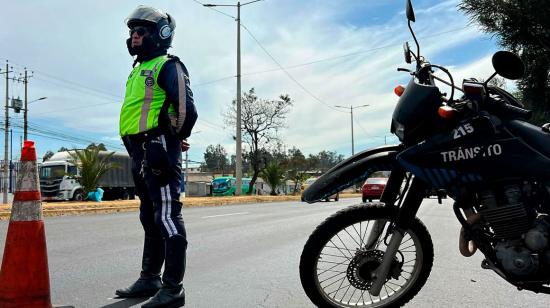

{"left": 489, "top": 96, "right": 532, "bottom": 120}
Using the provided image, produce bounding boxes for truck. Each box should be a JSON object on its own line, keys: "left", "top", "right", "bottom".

{"left": 39, "top": 151, "right": 135, "bottom": 201}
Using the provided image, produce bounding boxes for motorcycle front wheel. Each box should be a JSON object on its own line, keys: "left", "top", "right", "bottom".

{"left": 299, "top": 204, "right": 433, "bottom": 307}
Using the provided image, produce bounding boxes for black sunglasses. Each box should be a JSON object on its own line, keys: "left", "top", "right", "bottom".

{"left": 129, "top": 26, "right": 150, "bottom": 37}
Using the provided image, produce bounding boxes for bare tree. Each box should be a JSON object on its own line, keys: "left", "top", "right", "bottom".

{"left": 225, "top": 88, "right": 292, "bottom": 194}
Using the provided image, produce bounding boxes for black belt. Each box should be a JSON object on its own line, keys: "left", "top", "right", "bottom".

{"left": 123, "top": 127, "right": 167, "bottom": 143}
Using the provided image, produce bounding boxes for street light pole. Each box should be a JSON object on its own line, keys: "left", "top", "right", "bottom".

{"left": 24, "top": 96, "right": 47, "bottom": 140}
{"left": 203, "top": 0, "right": 264, "bottom": 195}
{"left": 335, "top": 104, "right": 369, "bottom": 156}
{"left": 351, "top": 105, "right": 354, "bottom": 155}
{"left": 235, "top": 2, "right": 243, "bottom": 195}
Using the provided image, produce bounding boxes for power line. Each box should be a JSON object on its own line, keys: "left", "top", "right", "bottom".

{"left": 8, "top": 119, "right": 125, "bottom": 150}
{"left": 190, "top": 0, "right": 236, "bottom": 19}
{"left": 199, "top": 118, "right": 225, "bottom": 129}
{"left": 190, "top": 25, "right": 472, "bottom": 86}
{"left": 32, "top": 100, "right": 117, "bottom": 116}
{"left": 241, "top": 24, "right": 347, "bottom": 113}
{"left": 0, "top": 58, "right": 122, "bottom": 101}
{"left": 1, "top": 26, "right": 472, "bottom": 97}
{"left": 34, "top": 71, "right": 122, "bottom": 100}
{"left": 194, "top": 75, "right": 235, "bottom": 87}
{"left": 5, "top": 126, "right": 124, "bottom": 152}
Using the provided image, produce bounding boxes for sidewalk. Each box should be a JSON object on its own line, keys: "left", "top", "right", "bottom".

{"left": 0, "top": 193, "right": 361, "bottom": 220}
{"left": 0, "top": 193, "right": 14, "bottom": 206}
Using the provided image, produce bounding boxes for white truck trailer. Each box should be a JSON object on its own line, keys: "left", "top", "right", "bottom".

{"left": 39, "top": 151, "right": 135, "bottom": 201}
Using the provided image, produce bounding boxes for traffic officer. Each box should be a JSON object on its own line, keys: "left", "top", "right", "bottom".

{"left": 116, "top": 6, "right": 197, "bottom": 308}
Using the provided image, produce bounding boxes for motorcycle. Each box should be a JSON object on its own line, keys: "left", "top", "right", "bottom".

{"left": 299, "top": 0, "right": 550, "bottom": 307}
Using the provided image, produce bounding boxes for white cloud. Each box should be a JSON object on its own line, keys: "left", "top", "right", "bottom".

{"left": 0, "top": 0, "right": 497, "bottom": 160}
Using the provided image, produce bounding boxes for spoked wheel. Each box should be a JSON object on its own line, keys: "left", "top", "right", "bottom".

{"left": 300, "top": 205, "right": 433, "bottom": 307}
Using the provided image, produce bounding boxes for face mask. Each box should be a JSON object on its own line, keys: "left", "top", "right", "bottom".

{"left": 126, "top": 36, "right": 157, "bottom": 57}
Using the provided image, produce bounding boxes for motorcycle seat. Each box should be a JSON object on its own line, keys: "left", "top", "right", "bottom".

{"left": 508, "top": 120, "right": 550, "bottom": 157}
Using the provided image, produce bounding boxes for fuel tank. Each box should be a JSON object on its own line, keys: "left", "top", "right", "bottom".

{"left": 397, "top": 115, "right": 550, "bottom": 191}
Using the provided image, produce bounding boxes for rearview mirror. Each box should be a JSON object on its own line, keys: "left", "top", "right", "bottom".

{"left": 492, "top": 51, "right": 525, "bottom": 80}
{"left": 406, "top": 0, "right": 416, "bottom": 22}
{"left": 403, "top": 42, "right": 412, "bottom": 64}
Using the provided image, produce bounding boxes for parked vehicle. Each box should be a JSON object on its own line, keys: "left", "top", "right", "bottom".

{"left": 40, "top": 151, "right": 135, "bottom": 201}
{"left": 362, "top": 177, "right": 388, "bottom": 202}
{"left": 303, "top": 177, "right": 339, "bottom": 202}
{"left": 211, "top": 176, "right": 255, "bottom": 196}
{"left": 300, "top": 1, "right": 550, "bottom": 307}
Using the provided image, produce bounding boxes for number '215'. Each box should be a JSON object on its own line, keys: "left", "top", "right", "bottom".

{"left": 453, "top": 123, "right": 474, "bottom": 139}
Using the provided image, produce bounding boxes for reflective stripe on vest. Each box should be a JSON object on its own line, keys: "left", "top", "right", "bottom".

{"left": 119, "top": 55, "right": 171, "bottom": 137}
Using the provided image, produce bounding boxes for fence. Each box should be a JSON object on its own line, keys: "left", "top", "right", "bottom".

{"left": 0, "top": 160, "right": 21, "bottom": 193}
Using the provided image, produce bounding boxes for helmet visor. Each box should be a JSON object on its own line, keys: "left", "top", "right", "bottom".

{"left": 126, "top": 5, "right": 167, "bottom": 26}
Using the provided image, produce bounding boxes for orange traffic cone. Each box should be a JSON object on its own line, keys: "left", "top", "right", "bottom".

{"left": 0, "top": 140, "right": 52, "bottom": 308}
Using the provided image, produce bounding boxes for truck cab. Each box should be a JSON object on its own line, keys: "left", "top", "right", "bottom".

{"left": 40, "top": 160, "right": 83, "bottom": 201}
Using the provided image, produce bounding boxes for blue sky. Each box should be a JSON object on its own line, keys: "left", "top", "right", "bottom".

{"left": 0, "top": 0, "right": 502, "bottom": 165}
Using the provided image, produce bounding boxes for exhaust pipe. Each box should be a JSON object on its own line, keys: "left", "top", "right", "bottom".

{"left": 459, "top": 213, "right": 480, "bottom": 257}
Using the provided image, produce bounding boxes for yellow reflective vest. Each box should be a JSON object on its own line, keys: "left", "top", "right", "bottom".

{"left": 119, "top": 55, "right": 175, "bottom": 137}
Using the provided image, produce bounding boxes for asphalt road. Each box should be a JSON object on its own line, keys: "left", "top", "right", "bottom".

{"left": 0, "top": 198, "right": 549, "bottom": 307}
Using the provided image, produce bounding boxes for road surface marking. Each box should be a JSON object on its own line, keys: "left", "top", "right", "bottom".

{"left": 202, "top": 212, "right": 249, "bottom": 219}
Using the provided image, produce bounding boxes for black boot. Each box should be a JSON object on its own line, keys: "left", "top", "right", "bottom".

{"left": 142, "top": 235, "right": 187, "bottom": 308}
{"left": 116, "top": 236, "right": 165, "bottom": 298}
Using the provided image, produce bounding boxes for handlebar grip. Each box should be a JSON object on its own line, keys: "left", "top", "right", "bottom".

{"left": 494, "top": 100, "right": 532, "bottom": 119}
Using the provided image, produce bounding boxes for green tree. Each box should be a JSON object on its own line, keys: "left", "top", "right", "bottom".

{"left": 286, "top": 147, "right": 309, "bottom": 194}
{"left": 86, "top": 143, "right": 107, "bottom": 151}
{"left": 202, "top": 144, "right": 229, "bottom": 174}
{"left": 42, "top": 150, "right": 54, "bottom": 162}
{"left": 459, "top": 0, "right": 550, "bottom": 124}
{"left": 225, "top": 88, "right": 293, "bottom": 194}
{"left": 261, "top": 160, "right": 287, "bottom": 196}
{"left": 308, "top": 150, "right": 344, "bottom": 172}
{"left": 68, "top": 148, "right": 119, "bottom": 198}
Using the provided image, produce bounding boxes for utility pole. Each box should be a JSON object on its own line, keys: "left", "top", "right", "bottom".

{"left": 9, "top": 129, "right": 12, "bottom": 193}
{"left": 21, "top": 69, "right": 44, "bottom": 141}
{"left": 335, "top": 104, "right": 369, "bottom": 156}
{"left": 3, "top": 62, "right": 10, "bottom": 204}
{"left": 203, "top": 0, "right": 264, "bottom": 196}
{"left": 24, "top": 69, "right": 29, "bottom": 140}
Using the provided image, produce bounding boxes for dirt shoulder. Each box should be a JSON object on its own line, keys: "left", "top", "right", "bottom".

{"left": 0, "top": 193, "right": 361, "bottom": 220}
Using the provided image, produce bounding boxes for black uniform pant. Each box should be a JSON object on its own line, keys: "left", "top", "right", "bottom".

{"left": 125, "top": 133, "right": 187, "bottom": 285}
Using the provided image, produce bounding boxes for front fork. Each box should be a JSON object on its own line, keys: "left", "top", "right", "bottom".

{"left": 364, "top": 167, "right": 407, "bottom": 249}
{"left": 369, "top": 176, "right": 428, "bottom": 296}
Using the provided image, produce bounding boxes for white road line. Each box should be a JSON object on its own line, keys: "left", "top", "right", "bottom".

{"left": 202, "top": 212, "right": 249, "bottom": 219}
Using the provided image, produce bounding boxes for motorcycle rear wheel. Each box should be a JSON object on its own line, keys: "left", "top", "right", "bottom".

{"left": 299, "top": 204, "right": 433, "bottom": 307}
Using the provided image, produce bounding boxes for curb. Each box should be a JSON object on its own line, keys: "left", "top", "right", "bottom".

{"left": 0, "top": 194, "right": 361, "bottom": 220}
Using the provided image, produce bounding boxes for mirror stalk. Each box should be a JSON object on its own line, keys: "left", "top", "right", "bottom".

{"left": 483, "top": 72, "right": 498, "bottom": 86}
{"left": 408, "top": 20, "right": 421, "bottom": 69}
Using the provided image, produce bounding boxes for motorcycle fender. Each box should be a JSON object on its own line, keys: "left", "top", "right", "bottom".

{"left": 302, "top": 145, "right": 402, "bottom": 203}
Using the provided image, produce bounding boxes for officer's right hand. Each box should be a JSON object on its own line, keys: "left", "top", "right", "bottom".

{"left": 181, "top": 139, "right": 190, "bottom": 152}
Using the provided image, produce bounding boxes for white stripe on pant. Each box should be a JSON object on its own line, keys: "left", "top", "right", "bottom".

{"left": 158, "top": 135, "right": 178, "bottom": 237}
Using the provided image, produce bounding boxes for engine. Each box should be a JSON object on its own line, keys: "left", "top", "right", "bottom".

{"left": 476, "top": 182, "right": 550, "bottom": 279}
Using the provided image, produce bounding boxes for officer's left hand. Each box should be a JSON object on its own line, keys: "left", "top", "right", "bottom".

{"left": 181, "top": 139, "right": 190, "bottom": 152}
